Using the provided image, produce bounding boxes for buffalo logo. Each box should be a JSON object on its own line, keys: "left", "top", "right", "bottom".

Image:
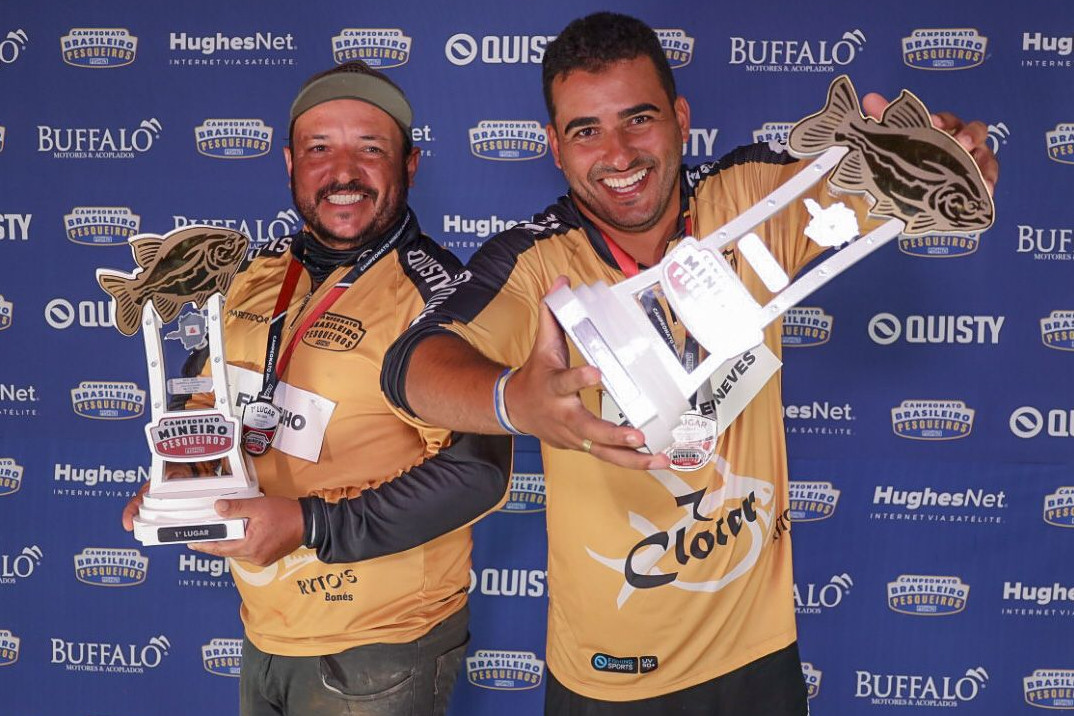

{"left": 65, "top": 206, "right": 141, "bottom": 246}
{"left": 465, "top": 650, "right": 544, "bottom": 690}
{"left": 802, "top": 662, "right": 822, "bottom": 699}
{"left": 0, "top": 29, "right": 28, "bottom": 66}
{"left": 74, "top": 547, "right": 148, "bottom": 587}
{"left": 795, "top": 573, "right": 853, "bottom": 614}
{"left": 898, "top": 231, "right": 980, "bottom": 257}
{"left": 891, "top": 400, "right": 974, "bottom": 440}
{"left": 202, "top": 638, "right": 242, "bottom": 677}
{"left": 502, "top": 472, "right": 545, "bottom": 513}
{"left": 0, "top": 630, "right": 19, "bottom": 666}
{"left": 0, "top": 295, "right": 11, "bottom": 331}
{"left": 1024, "top": 669, "right": 1074, "bottom": 709}
{"left": 301, "top": 312, "right": 365, "bottom": 351}
{"left": 887, "top": 574, "right": 969, "bottom": 615}
{"left": 789, "top": 75, "right": 994, "bottom": 235}
{"left": 1046, "top": 124, "right": 1074, "bottom": 165}
{"left": 782, "top": 307, "right": 832, "bottom": 346}
{"left": 902, "top": 29, "right": 987, "bottom": 70}
{"left": 332, "top": 28, "right": 411, "bottom": 67}
{"left": 71, "top": 381, "right": 145, "bottom": 420}
{"left": 1041, "top": 310, "right": 1074, "bottom": 351}
{"left": 789, "top": 480, "right": 840, "bottom": 522}
{"left": 97, "top": 226, "right": 248, "bottom": 336}
{"left": 0, "top": 458, "right": 23, "bottom": 496}
{"left": 61, "top": 28, "right": 138, "bottom": 68}
{"left": 752, "top": 121, "right": 794, "bottom": 145}
{"left": 655, "top": 29, "right": 694, "bottom": 68}
{"left": 1044, "top": 487, "right": 1074, "bottom": 528}
{"left": 195, "top": 119, "right": 273, "bottom": 159}
{"left": 148, "top": 413, "right": 235, "bottom": 459}
{"left": 469, "top": 121, "right": 547, "bottom": 161}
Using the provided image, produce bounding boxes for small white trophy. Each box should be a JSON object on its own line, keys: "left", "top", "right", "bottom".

{"left": 98, "top": 226, "right": 262, "bottom": 545}
{"left": 546, "top": 75, "right": 995, "bottom": 453}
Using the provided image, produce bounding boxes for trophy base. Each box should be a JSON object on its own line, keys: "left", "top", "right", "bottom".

{"left": 132, "top": 485, "right": 263, "bottom": 546}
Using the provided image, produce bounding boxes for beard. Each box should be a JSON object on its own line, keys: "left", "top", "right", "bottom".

{"left": 293, "top": 165, "right": 409, "bottom": 249}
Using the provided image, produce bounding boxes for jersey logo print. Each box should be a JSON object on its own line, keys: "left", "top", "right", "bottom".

{"left": 229, "top": 552, "right": 319, "bottom": 587}
{"left": 586, "top": 456, "right": 774, "bottom": 608}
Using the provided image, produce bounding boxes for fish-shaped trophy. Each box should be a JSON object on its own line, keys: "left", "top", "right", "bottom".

{"left": 545, "top": 74, "right": 995, "bottom": 454}
{"left": 97, "top": 226, "right": 262, "bottom": 545}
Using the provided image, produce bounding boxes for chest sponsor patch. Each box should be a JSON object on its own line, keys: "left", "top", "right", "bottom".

{"left": 301, "top": 311, "right": 365, "bottom": 351}
{"left": 228, "top": 366, "right": 335, "bottom": 463}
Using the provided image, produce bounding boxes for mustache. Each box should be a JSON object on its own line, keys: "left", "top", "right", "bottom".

{"left": 589, "top": 157, "right": 653, "bottom": 181}
{"left": 316, "top": 181, "right": 378, "bottom": 203}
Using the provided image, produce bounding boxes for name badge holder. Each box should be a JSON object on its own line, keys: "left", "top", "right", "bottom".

{"left": 546, "top": 74, "right": 994, "bottom": 453}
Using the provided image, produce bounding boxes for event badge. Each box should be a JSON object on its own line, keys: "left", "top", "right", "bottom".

{"left": 241, "top": 399, "right": 283, "bottom": 456}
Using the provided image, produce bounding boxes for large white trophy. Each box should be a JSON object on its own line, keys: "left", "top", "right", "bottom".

{"left": 546, "top": 75, "right": 995, "bottom": 453}
{"left": 98, "top": 226, "right": 262, "bottom": 545}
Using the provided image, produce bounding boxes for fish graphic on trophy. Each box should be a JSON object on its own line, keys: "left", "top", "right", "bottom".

{"left": 97, "top": 228, "right": 249, "bottom": 336}
{"left": 788, "top": 74, "right": 994, "bottom": 235}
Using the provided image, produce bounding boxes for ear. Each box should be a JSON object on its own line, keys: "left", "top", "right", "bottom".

{"left": 547, "top": 123, "right": 562, "bottom": 170}
{"left": 674, "top": 96, "right": 691, "bottom": 144}
{"left": 283, "top": 145, "right": 293, "bottom": 183}
{"left": 406, "top": 146, "right": 420, "bottom": 187}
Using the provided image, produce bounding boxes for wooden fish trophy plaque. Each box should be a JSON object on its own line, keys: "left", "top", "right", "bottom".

{"left": 97, "top": 225, "right": 262, "bottom": 545}
{"left": 546, "top": 74, "right": 995, "bottom": 454}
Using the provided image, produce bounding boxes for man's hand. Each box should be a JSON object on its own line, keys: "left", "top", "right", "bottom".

{"left": 862, "top": 92, "right": 998, "bottom": 195}
{"left": 188, "top": 495, "right": 304, "bottom": 566}
{"left": 506, "top": 276, "right": 670, "bottom": 471}
{"left": 121, "top": 481, "right": 151, "bottom": 532}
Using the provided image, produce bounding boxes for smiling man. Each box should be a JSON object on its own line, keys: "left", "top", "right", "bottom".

{"left": 382, "top": 12, "right": 997, "bottom": 716}
{"left": 123, "top": 61, "right": 510, "bottom": 716}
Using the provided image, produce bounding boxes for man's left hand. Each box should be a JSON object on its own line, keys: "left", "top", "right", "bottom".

{"left": 188, "top": 495, "right": 304, "bottom": 566}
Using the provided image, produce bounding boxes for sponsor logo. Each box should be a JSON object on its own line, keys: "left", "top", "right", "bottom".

{"left": 887, "top": 575, "right": 969, "bottom": 615}
{"left": 1022, "top": 32, "right": 1074, "bottom": 69}
{"left": 753, "top": 121, "right": 794, "bottom": 145}
{"left": 201, "top": 638, "right": 242, "bottom": 677}
{"left": 332, "top": 28, "right": 410, "bottom": 67}
{"left": 1004, "top": 581, "right": 1074, "bottom": 608}
{"left": 51, "top": 634, "right": 171, "bottom": 674}
{"left": 0, "top": 629, "right": 19, "bottom": 666}
{"left": 74, "top": 547, "right": 148, "bottom": 586}
{"left": 987, "top": 122, "right": 1010, "bottom": 156}
{"left": 295, "top": 567, "right": 357, "bottom": 602}
{"left": 38, "top": 118, "right": 162, "bottom": 159}
{"left": 898, "top": 231, "right": 980, "bottom": 257}
{"left": 227, "top": 551, "right": 317, "bottom": 589}
{"left": 783, "top": 400, "right": 855, "bottom": 437}
{"left": 465, "top": 650, "right": 544, "bottom": 690}
{"left": 1047, "top": 123, "right": 1074, "bottom": 164}
{"left": 803, "top": 662, "right": 822, "bottom": 699}
{"left": 71, "top": 380, "right": 145, "bottom": 420}
{"left": 0, "top": 382, "right": 40, "bottom": 418}
{"left": 591, "top": 652, "right": 658, "bottom": 675}
{"left": 855, "top": 666, "right": 989, "bottom": 707}
{"left": 407, "top": 251, "right": 473, "bottom": 323}
{"left": 61, "top": 28, "right": 137, "bottom": 68}
{"left": 782, "top": 307, "right": 832, "bottom": 346}
{"left": 0, "top": 29, "right": 28, "bottom": 65}
{"left": 684, "top": 128, "right": 719, "bottom": 158}
{"left": 1018, "top": 224, "right": 1074, "bottom": 261}
{"left": 1044, "top": 487, "right": 1074, "bottom": 527}
{"left": 1011, "top": 406, "right": 1074, "bottom": 439}
{"left": 195, "top": 119, "right": 272, "bottom": 159}
{"left": 168, "top": 31, "right": 296, "bottom": 67}
{"left": 502, "top": 472, "right": 545, "bottom": 513}
{"left": 445, "top": 33, "right": 555, "bottom": 66}
{"left": 655, "top": 28, "right": 694, "bottom": 68}
{"left": 795, "top": 573, "right": 852, "bottom": 614}
{"left": 0, "top": 458, "right": 23, "bottom": 496}
{"left": 902, "top": 28, "right": 987, "bottom": 70}
{"left": 65, "top": 206, "right": 140, "bottom": 246}
{"left": 871, "top": 484, "right": 1007, "bottom": 524}
{"left": 44, "top": 298, "right": 115, "bottom": 330}
{"left": 54, "top": 462, "right": 147, "bottom": 488}
{"left": 0, "top": 295, "right": 11, "bottom": 330}
{"left": 301, "top": 312, "right": 365, "bottom": 351}
{"left": 0, "top": 213, "right": 31, "bottom": 240}
{"left": 789, "top": 480, "right": 840, "bottom": 522}
{"left": 868, "top": 313, "right": 1004, "bottom": 345}
{"left": 469, "top": 120, "right": 547, "bottom": 161}
{"left": 468, "top": 567, "right": 546, "bottom": 597}
{"left": 1024, "top": 669, "right": 1074, "bottom": 709}
{"left": 729, "top": 29, "right": 866, "bottom": 73}
{"left": 1042, "top": 310, "right": 1074, "bottom": 350}
{"left": 173, "top": 210, "right": 299, "bottom": 258}
{"left": 892, "top": 399, "right": 974, "bottom": 440}
{"left": 0, "top": 545, "right": 42, "bottom": 584}
{"left": 177, "top": 553, "right": 233, "bottom": 589}
{"left": 148, "top": 413, "right": 236, "bottom": 458}
{"left": 442, "top": 214, "right": 521, "bottom": 239}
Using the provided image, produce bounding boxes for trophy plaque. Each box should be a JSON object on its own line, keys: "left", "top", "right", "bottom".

{"left": 98, "top": 225, "right": 262, "bottom": 545}
{"left": 546, "top": 74, "right": 995, "bottom": 453}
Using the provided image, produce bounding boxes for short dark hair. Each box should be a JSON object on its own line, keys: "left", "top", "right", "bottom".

{"left": 542, "top": 12, "right": 677, "bottom": 124}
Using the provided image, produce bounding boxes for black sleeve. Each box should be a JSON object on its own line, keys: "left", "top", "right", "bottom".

{"left": 297, "top": 430, "right": 512, "bottom": 563}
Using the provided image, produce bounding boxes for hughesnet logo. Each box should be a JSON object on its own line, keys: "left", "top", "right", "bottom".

{"left": 1010, "top": 406, "right": 1074, "bottom": 439}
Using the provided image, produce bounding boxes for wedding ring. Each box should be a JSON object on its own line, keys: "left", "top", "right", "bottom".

{"left": 581, "top": 438, "right": 593, "bottom": 453}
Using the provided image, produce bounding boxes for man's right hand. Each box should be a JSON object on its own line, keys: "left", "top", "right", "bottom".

{"left": 506, "top": 276, "right": 670, "bottom": 471}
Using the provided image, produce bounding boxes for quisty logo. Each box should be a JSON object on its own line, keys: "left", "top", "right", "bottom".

{"left": 1010, "top": 406, "right": 1074, "bottom": 439}
{"left": 0, "top": 214, "right": 31, "bottom": 240}
{"left": 468, "top": 567, "right": 546, "bottom": 597}
{"left": 0, "top": 29, "right": 28, "bottom": 65}
{"left": 45, "top": 298, "right": 115, "bottom": 330}
{"left": 868, "top": 312, "right": 1003, "bottom": 345}
{"left": 445, "top": 33, "right": 555, "bottom": 66}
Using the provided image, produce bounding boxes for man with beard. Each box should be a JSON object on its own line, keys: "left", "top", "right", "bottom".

{"left": 123, "top": 61, "right": 510, "bottom": 716}
{"left": 381, "top": 12, "right": 997, "bottom": 716}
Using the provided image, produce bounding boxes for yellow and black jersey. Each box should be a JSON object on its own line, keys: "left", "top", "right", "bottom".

{"left": 385, "top": 143, "right": 871, "bottom": 700}
{"left": 202, "top": 212, "right": 510, "bottom": 657}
